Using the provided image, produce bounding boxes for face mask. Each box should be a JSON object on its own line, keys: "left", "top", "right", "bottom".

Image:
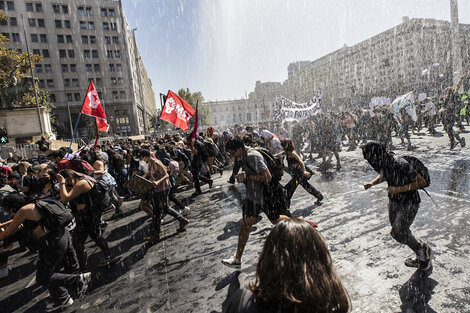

{"left": 139, "top": 160, "right": 149, "bottom": 173}
{"left": 37, "top": 177, "right": 51, "bottom": 189}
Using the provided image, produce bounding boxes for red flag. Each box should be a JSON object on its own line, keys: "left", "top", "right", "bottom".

{"left": 80, "top": 80, "right": 109, "bottom": 132}
{"left": 160, "top": 90, "right": 194, "bottom": 131}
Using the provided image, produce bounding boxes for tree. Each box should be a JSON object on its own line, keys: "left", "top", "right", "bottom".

{"left": 177, "top": 88, "right": 210, "bottom": 127}
{"left": 0, "top": 11, "right": 53, "bottom": 110}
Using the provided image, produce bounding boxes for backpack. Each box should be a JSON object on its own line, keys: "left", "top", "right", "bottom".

{"left": 86, "top": 179, "right": 112, "bottom": 210}
{"left": 196, "top": 141, "right": 209, "bottom": 163}
{"left": 248, "top": 147, "right": 284, "bottom": 182}
{"left": 57, "top": 159, "right": 94, "bottom": 176}
{"left": 401, "top": 156, "right": 431, "bottom": 187}
{"left": 204, "top": 140, "right": 219, "bottom": 157}
{"left": 35, "top": 199, "right": 74, "bottom": 230}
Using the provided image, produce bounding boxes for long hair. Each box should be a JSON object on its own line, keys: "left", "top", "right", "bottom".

{"left": 59, "top": 169, "right": 85, "bottom": 181}
{"left": 249, "top": 218, "right": 350, "bottom": 313}
{"left": 281, "top": 139, "right": 295, "bottom": 152}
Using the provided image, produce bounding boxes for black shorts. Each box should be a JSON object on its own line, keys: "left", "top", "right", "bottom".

{"left": 242, "top": 199, "right": 280, "bottom": 222}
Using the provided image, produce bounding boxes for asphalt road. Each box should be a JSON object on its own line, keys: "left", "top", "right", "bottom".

{"left": 1, "top": 125, "right": 469, "bottom": 313}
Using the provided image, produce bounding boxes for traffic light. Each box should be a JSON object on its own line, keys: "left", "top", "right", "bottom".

{"left": 0, "top": 128, "right": 8, "bottom": 144}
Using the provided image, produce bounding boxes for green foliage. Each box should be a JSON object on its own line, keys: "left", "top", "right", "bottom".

{"left": 177, "top": 88, "right": 210, "bottom": 126}
{"left": 0, "top": 10, "right": 53, "bottom": 110}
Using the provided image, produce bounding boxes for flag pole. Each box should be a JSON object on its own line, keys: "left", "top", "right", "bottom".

{"left": 68, "top": 113, "right": 81, "bottom": 155}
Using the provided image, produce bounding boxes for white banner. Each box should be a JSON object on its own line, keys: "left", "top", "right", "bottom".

{"left": 390, "top": 91, "right": 417, "bottom": 122}
{"left": 273, "top": 95, "right": 321, "bottom": 122}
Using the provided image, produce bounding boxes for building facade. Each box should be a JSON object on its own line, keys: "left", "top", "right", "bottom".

{"left": 207, "top": 16, "right": 470, "bottom": 128}
{"left": 1, "top": 0, "right": 156, "bottom": 138}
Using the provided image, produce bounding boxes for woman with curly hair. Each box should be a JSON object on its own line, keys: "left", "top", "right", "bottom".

{"left": 225, "top": 218, "right": 350, "bottom": 313}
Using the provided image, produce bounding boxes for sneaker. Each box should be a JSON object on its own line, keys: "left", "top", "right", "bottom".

{"left": 97, "top": 255, "right": 119, "bottom": 268}
{"left": 404, "top": 257, "right": 419, "bottom": 268}
{"left": 459, "top": 137, "right": 466, "bottom": 148}
{"left": 45, "top": 296, "right": 73, "bottom": 312}
{"left": 222, "top": 255, "right": 241, "bottom": 268}
{"left": 176, "top": 218, "right": 190, "bottom": 232}
{"left": 450, "top": 140, "right": 459, "bottom": 150}
{"left": 190, "top": 191, "right": 202, "bottom": 198}
{"left": 208, "top": 180, "right": 214, "bottom": 189}
{"left": 228, "top": 177, "right": 235, "bottom": 184}
{"left": 77, "top": 272, "right": 92, "bottom": 298}
{"left": 0, "top": 267, "right": 8, "bottom": 279}
{"left": 181, "top": 206, "right": 191, "bottom": 216}
{"left": 315, "top": 194, "right": 323, "bottom": 204}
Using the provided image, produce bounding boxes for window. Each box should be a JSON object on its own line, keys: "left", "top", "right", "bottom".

{"left": 0, "top": 2, "right": 3, "bottom": 10}
{"left": 67, "top": 49, "right": 75, "bottom": 58}
{"left": 38, "top": 19, "right": 45, "bottom": 27}
{"left": 66, "top": 35, "right": 72, "bottom": 43}
{"left": 103, "top": 22, "right": 109, "bottom": 30}
{"left": 86, "top": 7, "right": 92, "bottom": 16}
{"left": 31, "top": 34, "right": 38, "bottom": 42}
{"left": 81, "top": 36, "right": 88, "bottom": 44}
{"left": 95, "top": 78, "right": 102, "bottom": 86}
{"left": 53, "top": 4, "right": 60, "bottom": 13}
{"left": 117, "top": 77, "right": 124, "bottom": 85}
{"left": 64, "top": 79, "right": 70, "bottom": 87}
{"left": 7, "top": 1, "right": 14, "bottom": 10}
{"left": 109, "top": 9, "right": 115, "bottom": 16}
{"left": 111, "top": 77, "right": 117, "bottom": 85}
{"left": 114, "top": 50, "right": 120, "bottom": 58}
{"left": 67, "top": 93, "right": 73, "bottom": 101}
{"left": 33, "top": 48, "right": 40, "bottom": 55}
{"left": 47, "top": 79, "right": 54, "bottom": 88}
{"left": 55, "top": 20, "right": 62, "bottom": 28}
{"left": 112, "top": 36, "right": 119, "bottom": 44}
{"left": 98, "top": 91, "right": 103, "bottom": 99}
{"left": 101, "top": 8, "right": 107, "bottom": 16}
{"left": 109, "top": 64, "right": 115, "bottom": 72}
{"left": 61, "top": 5, "right": 68, "bottom": 14}
{"left": 61, "top": 64, "right": 68, "bottom": 72}
{"left": 86, "top": 64, "right": 92, "bottom": 72}
{"left": 105, "top": 36, "right": 111, "bottom": 44}
{"left": 112, "top": 91, "right": 118, "bottom": 99}
{"left": 72, "top": 79, "right": 79, "bottom": 87}
{"left": 92, "top": 50, "right": 98, "bottom": 58}
{"left": 111, "top": 23, "right": 117, "bottom": 30}
{"left": 40, "top": 34, "right": 47, "bottom": 43}
{"left": 94, "top": 64, "right": 100, "bottom": 72}
{"left": 83, "top": 50, "right": 90, "bottom": 58}
{"left": 59, "top": 49, "right": 66, "bottom": 58}
{"left": 74, "top": 93, "right": 80, "bottom": 101}
{"left": 45, "top": 64, "right": 52, "bottom": 72}
{"left": 89, "top": 36, "right": 96, "bottom": 44}
{"left": 0, "top": 18, "right": 6, "bottom": 26}
{"left": 116, "top": 64, "right": 122, "bottom": 72}
{"left": 35, "top": 64, "right": 43, "bottom": 73}
{"left": 70, "top": 64, "right": 77, "bottom": 72}
{"left": 50, "top": 94, "right": 56, "bottom": 102}
{"left": 9, "top": 17, "right": 17, "bottom": 26}
{"left": 26, "top": 3, "right": 33, "bottom": 12}
{"left": 78, "top": 7, "right": 84, "bottom": 15}
{"left": 28, "top": 18, "right": 35, "bottom": 27}
{"left": 79, "top": 21, "right": 86, "bottom": 29}
{"left": 88, "top": 22, "right": 94, "bottom": 30}
{"left": 106, "top": 50, "right": 113, "bottom": 58}
{"left": 120, "top": 91, "right": 126, "bottom": 99}
{"left": 12, "top": 33, "right": 20, "bottom": 42}
{"left": 57, "top": 35, "right": 64, "bottom": 43}
{"left": 38, "top": 80, "right": 45, "bottom": 88}
{"left": 1, "top": 33, "right": 9, "bottom": 40}
{"left": 64, "top": 20, "right": 70, "bottom": 28}
{"left": 35, "top": 3, "right": 42, "bottom": 12}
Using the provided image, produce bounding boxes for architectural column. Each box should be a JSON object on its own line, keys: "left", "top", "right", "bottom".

{"left": 450, "top": 0, "right": 463, "bottom": 91}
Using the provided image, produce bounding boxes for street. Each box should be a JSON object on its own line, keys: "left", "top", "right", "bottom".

{"left": 1, "top": 126, "right": 469, "bottom": 313}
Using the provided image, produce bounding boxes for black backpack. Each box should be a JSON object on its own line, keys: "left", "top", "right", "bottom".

{"left": 87, "top": 179, "right": 112, "bottom": 210}
{"left": 401, "top": 156, "right": 431, "bottom": 187}
{"left": 35, "top": 199, "right": 73, "bottom": 230}
{"left": 249, "top": 148, "right": 284, "bottom": 182}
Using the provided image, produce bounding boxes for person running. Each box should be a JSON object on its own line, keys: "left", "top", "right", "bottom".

{"left": 222, "top": 137, "right": 289, "bottom": 268}
{"left": 0, "top": 193, "right": 91, "bottom": 312}
{"left": 362, "top": 141, "right": 432, "bottom": 270}
{"left": 276, "top": 139, "right": 323, "bottom": 204}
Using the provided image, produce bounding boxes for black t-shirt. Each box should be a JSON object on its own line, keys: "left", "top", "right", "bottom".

{"left": 225, "top": 288, "right": 298, "bottom": 313}
{"left": 381, "top": 158, "right": 420, "bottom": 204}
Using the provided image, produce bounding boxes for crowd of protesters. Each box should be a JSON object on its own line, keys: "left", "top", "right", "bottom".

{"left": 0, "top": 81, "right": 468, "bottom": 312}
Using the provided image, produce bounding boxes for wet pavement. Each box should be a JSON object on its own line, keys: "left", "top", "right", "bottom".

{"left": 1, "top": 126, "right": 470, "bottom": 313}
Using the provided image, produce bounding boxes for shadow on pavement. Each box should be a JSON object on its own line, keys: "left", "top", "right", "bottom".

{"left": 399, "top": 266, "right": 438, "bottom": 313}
{"left": 210, "top": 270, "right": 241, "bottom": 313}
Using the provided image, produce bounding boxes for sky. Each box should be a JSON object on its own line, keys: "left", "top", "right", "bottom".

{"left": 122, "top": 0, "right": 470, "bottom": 104}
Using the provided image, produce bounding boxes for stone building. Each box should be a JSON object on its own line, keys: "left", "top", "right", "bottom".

{"left": 1, "top": 0, "right": 156, "bottom": 138}
{"left": 207, "top": 15, "right": 469, "bottom": 127}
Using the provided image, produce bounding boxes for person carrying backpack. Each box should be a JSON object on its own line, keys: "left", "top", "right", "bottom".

{"left": 362, "top": 141, "right": 432, "bottom": 271}
{"left": 0, "top": 193, "right": 91, "bottom": 312}
{"left": 58, "top": 170, "right": 117, "bottom": 270}
{"left": 222, "top": 137, "right": 290, "bottom": 268}
{"left": 187, "top": 135, "right": 213, "bottom": 198}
